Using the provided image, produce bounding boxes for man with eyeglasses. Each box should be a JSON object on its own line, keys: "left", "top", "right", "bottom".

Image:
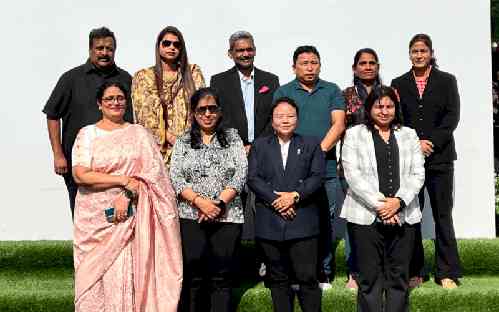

{"left": 43, "top": 26, "right": 133, "bottom": 219}
{"left": 273, "top": 45, "right": 346, "bottom": 290}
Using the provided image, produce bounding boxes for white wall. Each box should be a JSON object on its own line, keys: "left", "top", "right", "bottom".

{"left": 0, "top": 0, "right": 494, "bottom": 239}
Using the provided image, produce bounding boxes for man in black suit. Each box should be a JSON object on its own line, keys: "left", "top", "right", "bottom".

{"left": 210, "top": 31, "right": 279, "bottom": 150}
{"left": 248, "top": 97, "right": 325, "bottom": 312}
{"left": 210, "top": 31, "right": 280, "bottom": 247}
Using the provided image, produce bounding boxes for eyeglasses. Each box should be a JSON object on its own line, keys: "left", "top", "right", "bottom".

{"left": 161, "top": 40, "right": 182, "bottom": 49}
{"left": 102, "top": 95, "right": 126, "bottom": 103}
{"left": 273, "top": 114, "right": 297, "bottom": 120}
{"left": 195, "top": 105, "right": 221, "bottom": 115}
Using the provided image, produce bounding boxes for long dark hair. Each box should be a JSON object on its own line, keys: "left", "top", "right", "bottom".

{"left": 352, "top": 48, "right": 382, "bottom": 85}
{"left": 189, "top": 88, "right": 228, "bottom": 149}
{"left": 154, "top": 26, "right": 196, "bottom": 121}
{"left": 409, "top": 33, "right": 438, "bottom": 68}
{"left": 364, "top": 86, "right": 403, "bottom": 131}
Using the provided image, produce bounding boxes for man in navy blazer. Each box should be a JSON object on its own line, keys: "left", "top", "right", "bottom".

{"left": 248, "top": 97, "right": 325, "bottom": 312}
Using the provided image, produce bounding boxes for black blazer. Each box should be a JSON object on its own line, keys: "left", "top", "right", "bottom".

{"left": 391, "top": 68, "right": 460, "bottom": 167}
{"left": 247, "top": 134, "right": 326, "bottom": 241}
{"left": 210, "top": 66, "right": 279, "bottom": 145}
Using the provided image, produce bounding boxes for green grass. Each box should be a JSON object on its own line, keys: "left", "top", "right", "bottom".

{"left": 1, "top": 240, "right": 499, "bottom": 311}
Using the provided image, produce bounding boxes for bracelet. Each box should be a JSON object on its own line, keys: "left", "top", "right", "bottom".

{"left": 190, "top": 194, "right": 200, "bottom": 207}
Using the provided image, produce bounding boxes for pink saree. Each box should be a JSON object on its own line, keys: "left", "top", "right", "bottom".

{"left": 73, "top": 124, "right": 182, "bottom": 312}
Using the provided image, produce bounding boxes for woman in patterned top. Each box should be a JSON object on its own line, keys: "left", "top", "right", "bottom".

{"left": 170, "top": 87, "right": 247, "bottom": 312}
{"left": 132, "top": 26, "right": 205, "bottom": 167}
{"left": 339, "top": 48, "right": 382, "bottom": 290}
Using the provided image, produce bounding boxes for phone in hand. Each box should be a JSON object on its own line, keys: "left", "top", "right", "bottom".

{"left": 104, "top": 203, "right": 135, "bottom": 223}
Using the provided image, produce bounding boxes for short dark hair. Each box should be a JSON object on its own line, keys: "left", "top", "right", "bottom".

{"left": 89, "top": 27, "right": 116, "bottom": 49}
{"left": 364, "top": 86, "right": 403, "bottom": 131}
{"left": 293, "top": 45, "right": 320, "bottom": 65}
{"left": 409, "top": 33, "right": 438, "bottom": 67}
{"left": 96, "top": 81, "right": 128, "bottom": 103}
{"left": 272, "top": 97, "right": 300, "bottom": 117}
{"left": 189, "top": 87, "right": 228, "bottom": 149}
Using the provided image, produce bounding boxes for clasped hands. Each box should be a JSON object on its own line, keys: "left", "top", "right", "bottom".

{"left": 272, "top": 191, "right": 297, "bottom": 220}
{"left": 377, "top": 197, "right": 401, "bottom": 226}
{"left": 194, "top": 197, "right": 224, "bottom": 223}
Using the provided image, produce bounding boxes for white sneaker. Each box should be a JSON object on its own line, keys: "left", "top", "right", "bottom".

{"left": 319, "top": 282, "right": 332, "bottom": 291}
{"left": 291, "top": 284, "right": 300, "bottom": 292}
{"left": 258, "top": 263, "right": 266, "bottom": 277}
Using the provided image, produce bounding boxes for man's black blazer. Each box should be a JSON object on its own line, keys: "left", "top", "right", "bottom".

{"left": 247, "top": 133, "right": 326, "bottom": 241}
{"left": 210, "top": 66, "right": 279, "bottom": 145}
{"left": 391, "top": 68, "right": 460, "bottom": 167}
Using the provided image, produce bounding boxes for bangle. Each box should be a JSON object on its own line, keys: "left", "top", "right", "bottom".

{"left": 190, "top": 194, "right": 200, "bottom": 207}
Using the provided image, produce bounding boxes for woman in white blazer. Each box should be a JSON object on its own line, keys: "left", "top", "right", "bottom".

{"left": 340, "top": 86, "right": 425, "bottom": 312}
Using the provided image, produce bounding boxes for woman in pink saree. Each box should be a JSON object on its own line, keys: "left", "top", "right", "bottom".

{"left": 71, "top": 81, "right": 182, "bottom": 312}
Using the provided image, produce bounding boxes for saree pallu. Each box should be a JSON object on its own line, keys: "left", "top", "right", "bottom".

{"left": 73, "top": 124, "right": 182, "bottom": 312}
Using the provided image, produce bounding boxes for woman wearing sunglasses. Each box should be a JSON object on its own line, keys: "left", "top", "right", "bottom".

{"left": 170, "top": 87, "right": 247, "bottom": 312}
{"left": 132, "top": 26, "right": 205, "bottom": 167}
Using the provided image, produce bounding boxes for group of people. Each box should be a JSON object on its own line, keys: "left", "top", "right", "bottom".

{"left": 43, "top": 26, "right": 462, "bottom": 312}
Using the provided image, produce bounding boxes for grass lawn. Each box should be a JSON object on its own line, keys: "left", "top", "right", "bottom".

{"left": 1, "top": 240, "right": 499, "bottom": 311}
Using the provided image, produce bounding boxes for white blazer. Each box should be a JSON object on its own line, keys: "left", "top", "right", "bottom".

{"left": 340, "top": 124, "right": 425, "bottom": 225}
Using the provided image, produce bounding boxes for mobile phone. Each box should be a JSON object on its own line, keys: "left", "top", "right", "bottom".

{"left": 104, "top": 203, "right": 135, "bottom": 223}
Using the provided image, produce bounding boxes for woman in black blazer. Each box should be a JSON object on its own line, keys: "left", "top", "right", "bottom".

{"left": 248, "top": 97, "right": 325, "bottom": 312}
{"left": 391, "top": 33, "right": 462, "bottom": 289}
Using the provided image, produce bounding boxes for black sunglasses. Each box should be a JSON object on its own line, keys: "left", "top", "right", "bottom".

{"left": 195, "top": 105, "right": 221, "bottom": 115}
{"left": 161, "top": 40, "right": 182, "bottom": 49}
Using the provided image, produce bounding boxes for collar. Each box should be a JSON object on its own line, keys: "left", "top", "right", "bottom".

{"left": 270, "top": 132, "right": 299, "bottom": 144}
{"left": 292, "top": 78, "right": 324, "bottom": 92}
{"left": 84, "top": 59, "right": 119, "bottom": 76}
{"left": 238, "top": 68, "right": 254, "bottom": 82}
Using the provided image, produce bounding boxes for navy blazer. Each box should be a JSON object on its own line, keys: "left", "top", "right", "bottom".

{"left": 247, "top": 133, "right": 326, "bottom": 241}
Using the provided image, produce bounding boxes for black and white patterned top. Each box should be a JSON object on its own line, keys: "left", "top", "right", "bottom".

{"left": 169, "top": 128, "right": 247, "bottom": 223}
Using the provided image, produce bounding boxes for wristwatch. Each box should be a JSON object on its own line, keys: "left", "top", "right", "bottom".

{"left": 293, "top": 192, "right": 300, "bottom": 203}
{"left": 123, "top": 188, "right": 136, "bottom": 200}
{"left": 216, "top": 198, "right": 227, "bottom": 214}
{"left": 395, "top": 197, "right": 406, "bottom": 209}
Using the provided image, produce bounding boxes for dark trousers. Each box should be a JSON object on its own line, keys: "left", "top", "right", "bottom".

{"left": 409, "top": 164, "right": 462, "bottom": 280}
{"left": 348, "top": 222, "right": 415, "bottom": 312}
{"left": 63, "top": 173, "right": 77, "bottom": 219}
{"left": 178, "top": 218, "right": 242, "bottom": 312}
{"left": 257, "top": 237, "right": 322, "bottom": 312}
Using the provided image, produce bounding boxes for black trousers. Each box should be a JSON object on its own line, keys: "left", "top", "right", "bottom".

{"left": 178, "top": 219, "right": 242, "bottom": 312}
{"left": 63, "top": 172, "right": 77, "bottom": 219}
{"left": 348, "top": 222, "right": 415, "bottom": 312}
{"left": 257, "top": 237, "right": 322, "bottom": 312}
{"left": 409, "top": 164, "right": 462, "bottom": 281}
